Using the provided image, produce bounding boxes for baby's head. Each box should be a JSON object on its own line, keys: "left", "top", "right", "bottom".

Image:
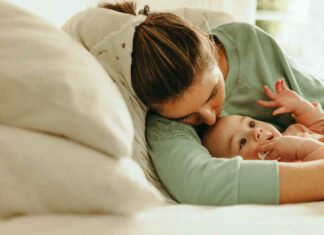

{"left": 202, "top": 115, "right": 281, "bottom": 160}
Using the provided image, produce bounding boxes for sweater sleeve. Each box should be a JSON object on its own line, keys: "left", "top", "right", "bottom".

{"left": 146, "top": 113, "right": 279, "bottom": 205}
{"left": 294, "top": 102, "right": 324, "bottom": 134}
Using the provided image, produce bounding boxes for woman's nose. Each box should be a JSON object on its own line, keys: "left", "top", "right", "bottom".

{"left": 200, "top": 107, "right": 216, "bottom": 126}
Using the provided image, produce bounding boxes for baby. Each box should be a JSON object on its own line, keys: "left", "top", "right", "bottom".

{"left": 202, "top": 79, "right": 324, "bottom": 162}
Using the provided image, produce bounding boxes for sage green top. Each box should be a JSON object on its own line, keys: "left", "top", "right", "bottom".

{"left": 146, "top": 22, "right": 324, "bottom": 205}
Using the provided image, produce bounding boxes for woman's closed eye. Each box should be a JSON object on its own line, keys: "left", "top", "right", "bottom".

{"left": 177, "top": 88, "right": 218, "bottom": 124}
{"left": 177, "top": 114, "right": 193, "bottom": 122}
{"left": 210, "top": 87, "right": 218, "bottom": 100}
{"left": 178, "top": 114, "right": 200, "bottom": 125}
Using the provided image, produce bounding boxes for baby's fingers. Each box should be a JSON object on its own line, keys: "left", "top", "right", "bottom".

{"left": 279, "top": 79, "right": 288, "bottom": 91}
{"left": 258, "top": 140, "right": 277, "bottom": 153}
{"left": 273, "top": 106, "right": 289, "bottom": 116}
{"left": 257, "top": 100, "right": 277, "bottom": 108}
{"left": 275, "top": 80, "right": 283, "bottom": 93}
{"left": 263, "top": 85, "right": 276, "bottom": 100}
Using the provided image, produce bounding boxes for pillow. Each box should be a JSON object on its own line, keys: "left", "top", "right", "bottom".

{"left": 0, "top": 0, "right": 131, "bottom": 159}
{"left": 0, "top": 124, "right": 163, "bottom": 218}
{"left": 62, "top": 6, "right": 234, "bottom": 201}
{"left": 0, "top": 0, "right": 164, "bottom": 216}
{"left": 169, "top": 7, "right": 234, "bottom": 33}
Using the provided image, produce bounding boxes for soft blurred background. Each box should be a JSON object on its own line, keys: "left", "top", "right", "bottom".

{"left": 6, "top": 0, "right": 324, "bottom": 79}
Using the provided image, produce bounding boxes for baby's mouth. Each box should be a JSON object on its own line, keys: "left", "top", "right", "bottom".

{"left": 259, "top": 133, "right": 274, "bottom": 145}
{"left": 262, "top": 133, "right": 274, "bottom": 142}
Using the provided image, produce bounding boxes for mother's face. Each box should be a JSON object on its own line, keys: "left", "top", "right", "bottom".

{"left": 155, "top": 66, "right": 225, "bottom": 126}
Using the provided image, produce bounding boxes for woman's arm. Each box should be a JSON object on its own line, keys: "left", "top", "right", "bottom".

{"left": 279, "top": 159, "right": 324, "bottom": 203}
{"left": 147, "top": 113, "right": 280, "bottom": 205}
{"left": 147, "top": 113, "right": 324, "bottom": 205}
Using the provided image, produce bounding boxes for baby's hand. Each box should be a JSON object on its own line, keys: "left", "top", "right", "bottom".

{"left": 257, "top": 79, "right": 312, "bottom": 116}
{"left": 257, "top": 136, "right": 300, "bottom": 161}
{"left": 258, "top": 136, "right": 323, "bottom": 162}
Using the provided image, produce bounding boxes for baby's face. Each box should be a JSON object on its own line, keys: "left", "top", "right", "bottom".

{"left": 202, "top": 115, "right": 281, "bottom": 160}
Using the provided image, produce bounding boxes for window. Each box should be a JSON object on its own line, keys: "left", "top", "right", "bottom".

{"left": 256, "top": 0, "right": 324, "bottom": 78}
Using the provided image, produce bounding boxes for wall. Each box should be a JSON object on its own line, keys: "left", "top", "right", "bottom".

{"left": 7, "top": 0, "right": 257, "bottom": 27}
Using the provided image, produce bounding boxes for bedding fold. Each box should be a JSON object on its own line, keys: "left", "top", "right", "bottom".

{"left": 0, "top": 124, "right": 164, "bottom": 218}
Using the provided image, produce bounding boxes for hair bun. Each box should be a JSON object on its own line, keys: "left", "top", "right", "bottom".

{"left": 138, "top": 5, "right": 150, "bottom": 16}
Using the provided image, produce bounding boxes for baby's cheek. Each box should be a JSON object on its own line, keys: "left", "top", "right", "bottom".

{"left": 252, "top": 148, "right": 260, "bottom": 160}
{"left": 244, "top": 147, "right": 259, "bottom": 160}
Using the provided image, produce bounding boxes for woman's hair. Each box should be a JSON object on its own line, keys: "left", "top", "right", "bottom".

{"left": 99, "top": 1, "right": 217, "bottom": 108}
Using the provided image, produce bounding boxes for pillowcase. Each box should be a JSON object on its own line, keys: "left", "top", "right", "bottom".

{"left": 169, "top": 7, "right": 234, "bottom": 33}
{"left": 0, "top": 0, "right": 131, "bottom": 159}
{"left": 0, "top": 124, "right": 163, "bottom": 218}
{"left": 62, "top": 6, "right": 234, "bottom": 201}
{"left": 0, "top": 0, "right": 164, "bottom": 216}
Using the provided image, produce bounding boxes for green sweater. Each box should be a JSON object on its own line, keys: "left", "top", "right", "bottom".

{"left": 146, "top": 22, "right": 324, "bottom": 206}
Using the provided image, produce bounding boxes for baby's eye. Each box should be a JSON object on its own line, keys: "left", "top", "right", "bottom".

{"left": 239, "top": 138, "right": 247, "bottom": 150}
{"left": 249, "top": 120, "right": 256, "bottom": 128}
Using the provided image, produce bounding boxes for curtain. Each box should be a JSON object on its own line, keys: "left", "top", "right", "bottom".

{"left": 275, "top": 0, "right": 324, "bottom": 78}
{"left": 300, "top": 0, "right": 324, "bottom": 78}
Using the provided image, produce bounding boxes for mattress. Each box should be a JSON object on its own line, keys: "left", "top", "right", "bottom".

{"left": 1, "top": 202, "right": 324, "bottom": 235}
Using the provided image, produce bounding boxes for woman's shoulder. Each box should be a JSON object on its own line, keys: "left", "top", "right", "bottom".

{"left": 213, "top": 21, "right": 260, "bottom": 34}
{"left": 146, "top": 112, "right": 200, "bottom": 144}
{"left": 212, "top": 22, "right": 274, "bottom": 53}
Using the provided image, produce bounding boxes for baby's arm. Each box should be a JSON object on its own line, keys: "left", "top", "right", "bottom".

{"left": 303, "top": 146, "right": 324, "bottom": 161}
{"left": 257, "top": 79, "right": 313, "bottom": 117}
{"left": 293, "top": 103, "right": 324, "bottom": 135}
{"left": 258, "top": 136, "right": 324, "bottom": 162}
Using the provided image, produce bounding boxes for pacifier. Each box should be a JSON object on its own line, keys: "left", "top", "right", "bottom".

{"left": 258, "top": 152, "right": 269, "bottom": 160}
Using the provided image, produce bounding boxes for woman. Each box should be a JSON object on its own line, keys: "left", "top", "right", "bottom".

{"left": 101, "top": 2, "right": 324, "bottom": 205}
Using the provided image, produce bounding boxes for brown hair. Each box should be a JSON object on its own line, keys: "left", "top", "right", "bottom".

{"left": 99, "top": 1, "right": 216, "bottom": 108}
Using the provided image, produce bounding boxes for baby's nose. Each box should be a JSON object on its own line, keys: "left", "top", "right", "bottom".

{"left": 254, "top": 128, "right": 272, "bottom": 141}
{"left": 253, "top": 128, "right": 262, "bottom": 141}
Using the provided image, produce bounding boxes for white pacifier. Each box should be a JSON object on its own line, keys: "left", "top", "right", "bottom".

{"left": 258, "top": 152, "right": 269, "bottom": 160}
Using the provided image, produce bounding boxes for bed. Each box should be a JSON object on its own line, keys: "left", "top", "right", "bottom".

{"left": 1, "top": 203, "right": 324, "bottom": 235}
{"left": 0, "top": 1, "right": 323, "bottom": 234}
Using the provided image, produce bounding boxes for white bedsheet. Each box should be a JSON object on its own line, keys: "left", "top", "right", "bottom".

{"left": 1, "top": 202, "right": 324, "bottom": 235}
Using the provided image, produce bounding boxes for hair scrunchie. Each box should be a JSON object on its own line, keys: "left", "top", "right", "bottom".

{"left": 138, "top": 5, "right": 150, "bottom": 16}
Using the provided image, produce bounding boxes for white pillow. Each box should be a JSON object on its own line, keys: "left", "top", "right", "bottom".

{"left": 0, "top": 124, "right": 163, "bottom": 218}
{"left": 62, "top": 6, "right": 234, "bottom": 201}
{"left": 0, "top": 0, "right": 131, "bottom": 159}
{"left": 0, "top": 0, "right": 164, "bottom": 216}
{"left": 169, "top": 7, "right": 234, "bottom": 33}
